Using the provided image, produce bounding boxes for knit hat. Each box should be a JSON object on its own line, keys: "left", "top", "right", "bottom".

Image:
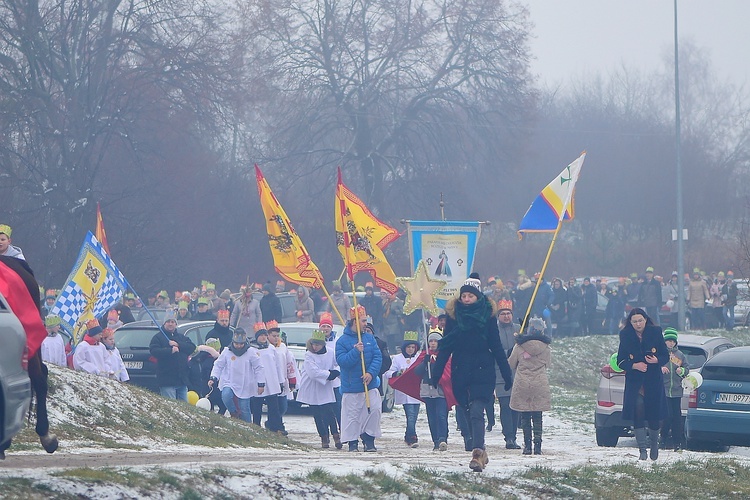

{"left": 310, "top": 329, "right": 326, "bottom": 343}
{"left": 86, "top": 318, "right": 103, "bottom": 337}
{"left": 663, "top": 327, "right": 678, "bottom": 344}
{"left": 459, "top": 272, "right": 482, "bottom": 298}
{"left": 163, "top": 309, "right": 177, "bottom": 323}
{"left": 45, "top": 315, "right": 61, "bottom": 327}
{"left": 217, "top": 309, "right": 230, "bottom": 320}
{"left": 319, "top": 312, "right": 333, "bottom": 328}
{"left": 232, "top": 328, "right": 247, "bottom": 344}
{"left": 266, "top": 320, "right": 280, "bottom": 332}
{"left": 220, "top": 289, "right": 231, "bottom": 300}
{"left": 0, "top": 224, "right": 11, "bottom": 236}
{"left": 497, "top": 299, "right": 513, "bottom": 312}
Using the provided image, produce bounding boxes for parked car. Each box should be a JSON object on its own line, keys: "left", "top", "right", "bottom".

{"left": 594, "top": 333, "right": 734, "bottom": 447}
{"left": 685, "top": 346, "right": 750, "bottom": 451}
{"left": 0, "top": 292, "right": 32, "bottom": 450}
{"left": 115, "top": 320, "right": 226, "bottom": 392}
{"left": 276, "top": 321, "right": 395, "bottom": 413}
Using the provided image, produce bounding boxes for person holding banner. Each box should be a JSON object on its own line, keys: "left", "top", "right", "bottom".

{"left": 432, "top": 273, "right": 513, "bottom": 473}
{"left": 336, "top": 304, "right": 382, "bottom": 452}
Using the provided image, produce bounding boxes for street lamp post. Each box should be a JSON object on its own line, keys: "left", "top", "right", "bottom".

{"left": 674, "top": 0, "right": 686, "bottom": 330}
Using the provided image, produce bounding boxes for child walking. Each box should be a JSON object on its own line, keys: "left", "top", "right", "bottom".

{"left": 414, "top": 328, "right": 449, "bottom": 451}
{"left": 385, "top": 331, "right": 422, "bottom": 447}
{"left": 660, "top": 328, "right": 690, "bottom": 450}
{"left": 296, "top": 329, "right": 341, "bottom": 449}
{"left": 509, "top": 317, "right": 552, "bottom": 455}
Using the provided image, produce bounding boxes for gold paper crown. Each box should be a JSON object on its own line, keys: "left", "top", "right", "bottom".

{"left": 205, "top": 282, "right": 216, "bottom": 290}
{"left": 217, "top": 309, "right": 230, "bottom": 320}
{"left": 0, "top": 224, "right": 11, "bottom": 236}
{"left": 45, "top": 315, "right": 61, "bottom": 327}
{"left": 349, "top": 304, "right": 366, "bottom": 320}
{"left": 497, "top": 300, "right": 513, "bottom": 311}
{"left": 253, "top": 322, "right": 267, "bottom": 333}
{"left": 197, "top": 297, "right": 210, "bottom": 305}
{"left": 311, "top": 329, "right": 326, "bottom": 342}
{"left": 266, "top": 320, "right": 279, "bottom": 331}
{"left": 428, "top": 326, "right": 443, "bottom": 335}
{"left": 403, "top": 331, "right": 419, "bottom": 342}
{"left": 86, "top": 318, "right": 100, "bottom": 329}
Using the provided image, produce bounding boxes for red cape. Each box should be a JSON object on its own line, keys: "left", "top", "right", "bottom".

{"left": 389, "top": 351, "right": 457, "bottom": 410}
{"left": 0, "top": 260, "right": 47, "bottom": 356}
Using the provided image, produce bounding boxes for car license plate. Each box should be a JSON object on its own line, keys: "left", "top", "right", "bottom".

{"left": 124, "top": 361, "right": 143, "bottom": 369}
{"left": 716, "top": 393, "right": 750, "bottom": 404}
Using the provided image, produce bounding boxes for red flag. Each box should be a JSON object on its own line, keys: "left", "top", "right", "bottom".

{"left": 0, "top": 261, "right": 47, "bottom": 357}
{"left": 95, "top": 202, "right": 111, "bottom": 255}
{"left": 388, "top": 351, "right": 457, "bottom": 410}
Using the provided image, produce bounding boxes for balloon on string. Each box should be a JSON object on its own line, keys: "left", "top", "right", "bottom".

{"left": 609, "top": 353, "right": 624, "bottom": 373}
{"left": 681, "top": 371, "right": 703, "bottom": 391}
{"left": 187, "top": 390, "right": 200, "bottom": 405}
{"left": 196, "top": 398, "right": 212, "bottom": 410}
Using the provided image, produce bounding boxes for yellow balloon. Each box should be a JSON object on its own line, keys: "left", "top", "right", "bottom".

{"left": 187, "top": 390, "right": 199, "bottom": 405}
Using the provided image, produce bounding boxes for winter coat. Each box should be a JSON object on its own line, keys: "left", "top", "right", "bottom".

{"left": 617, "top": 323, "right": 669, "bottom": 422}
{"left": 687, "top": 278, "right": 710, "bottom": 308}
{"left": 294, "top": 286, "right": 315, "bottom": 322}
{"left": 188, "top": 348, "right": 219, "bottom": 396}
{"left": 210, "top": 344, "right": 265, "bottom": 398}
{"left": 260, "top": 286, "right": 283, "bottom": 324}
{"left": 415, "top": 350, "right": 446, "bottom": 399}
{"left": 359, "top": 292, "right": 384, "bottom": 333}
{"left": 385, "top": 351, "right": 422, "bottom": 405}
{"left": 149, "top": 328, "right": 196, "bottom": 388}
{"left": 206, "top": 321, "right": 233, "bottom": 350}
{"left": 637, "top": 278, "right": 662, "bottom": 308}
{"left": 548, "top": 285, "right": 567, "bottom": 324}
{"left": 231, "top": 297, "right": 262, "bottom": 332}
{"left": 565, "top": 285, "right": 582, "bottom": 323}
{"left": 513, "top": 278, "right": 533, "bottom": 322}
{"left": 325, "top": 335, "right": 342, "bottom": 389}
{"left": 297, "top": 347, "right": 337, "bottom": 406}
{"left": 433, "top": 297, "right": 513, "bottom": 409}
{"left": 530, "top": 280, "right": 554, "bottom": 318}
{"left": 336, "top": 322, "right": 382, "bottom": 393}
{"left": 327, "top": 292, "right": 352, "bottom": 325}
{"left": 722, "top": 280, "right": 738, "bottom": 307}
{"left": 663, "top": 346, "right": 690, "bottom": 398}
{"left": 494, "top": 320, "right": 519, "bottom": 398}
{"left": 508, "top": 333, "right": 552, "bottom": 412}
{"left": 381, "top": 296, "right": 404, "bottom": 337}
{"left": 582, "top": 283, "right": 598, "bottom": 315}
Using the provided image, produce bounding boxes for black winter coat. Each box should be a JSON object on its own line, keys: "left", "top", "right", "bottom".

{"left": 433, "top": 297, "right": 513, "bottom": 409}
{"left": 617, "top": 323, "right": 668, "bottom": 422}
{"left": 260, "top": 292, "right": 283, "bottom": 323}
{"left": 149, "top": 329, "right": 196, "bottom": 388}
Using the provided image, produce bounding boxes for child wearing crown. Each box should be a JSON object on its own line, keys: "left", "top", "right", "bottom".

{"left": 384, "top": 331, "right": 422, "bottom": 447}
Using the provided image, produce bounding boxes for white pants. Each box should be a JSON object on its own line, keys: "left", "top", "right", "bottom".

{"left": 340, "top": 389, "right": 382, "bottom": 443}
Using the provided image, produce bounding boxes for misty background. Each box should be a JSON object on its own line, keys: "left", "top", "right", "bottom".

{"left": 1, "top": 0, "right": 748, "bottom": 293}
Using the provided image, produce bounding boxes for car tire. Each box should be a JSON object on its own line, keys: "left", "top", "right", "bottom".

{"left": 595, "top": 426, "right": 620, "bottom": 447}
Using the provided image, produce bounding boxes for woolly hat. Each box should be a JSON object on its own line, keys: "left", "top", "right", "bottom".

{"left": 459, "top": 272, "right": 482, "bottom": 298}
{"left": 163, "top": 309, "right": 177, "bottom": 323}
{"left": 216, "top": 309, "right": 230, "bottom": 320}
{"left": 0, "top": 224, "right": 11, "bottom": 236}
{"left": 45, "top": 315, "right": 61, "bottom": 327}
{"left": 232, "top": 328, "right": 247, "bottom": 344}
{"left": 86, "top": 318, "right": 103, "bottom": 337}
{"left": 497, "top": 299, "right": 513, "bottom": 312}
{"left": 319, "top": 312, "right": 334, "bottom": 328}
{"left": 220, "top": 289, "right": 231, "bottom": 300}
{"left": 663, "top": 327, "right": 678, "bottom": 344}
{"left": 310, "top": 329, "right": 326, "bottom": 343}
{"left": 266, "top": 320, "right": 280, "bottom": 332}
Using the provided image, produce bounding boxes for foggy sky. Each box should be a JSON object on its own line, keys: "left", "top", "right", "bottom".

{"left": 525, "top": 0, "right": 750, "bottom": 88}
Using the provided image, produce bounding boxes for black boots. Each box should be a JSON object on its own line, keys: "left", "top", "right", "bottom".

{"left": 521, "top": 412, "right": 542, "bottom": 455}
{"left": 649, "top": 429, "right": 659, "bottom": 460}
{"left": 634, "top": 428, "right": 648, "bottom": 460}
{"left": 362, "top": 433, "right": 377, "bottom": 452}
{"left": 532, "top": 413, "right": 543, "bottom": 455}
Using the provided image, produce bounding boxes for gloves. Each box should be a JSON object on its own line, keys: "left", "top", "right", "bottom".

{"left": 327, "top": 369, "right": 340, "bottom": 380}
{"left": 429, "top": 376, "right": 439, "bottom": 389}
{"left": 504, "top": 377, "right": 513, "bottom": 392}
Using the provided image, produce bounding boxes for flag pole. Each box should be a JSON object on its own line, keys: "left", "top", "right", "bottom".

{"left": 519, "top": 219, "right": 563, "bottom": 335}
{"left": 348, "top": 280, "right": 371, "bottom": 412}
{"left": 316, "top": 273, "right": 346, "bottom": 326}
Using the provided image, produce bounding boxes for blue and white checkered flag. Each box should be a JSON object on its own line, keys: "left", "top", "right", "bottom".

{"left": 50, "top": 231, "right": 129, "bottom": 343}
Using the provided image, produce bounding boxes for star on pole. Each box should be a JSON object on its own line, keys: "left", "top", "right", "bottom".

{"left": 396, "top": 260, "right": 447, "bottom": 317}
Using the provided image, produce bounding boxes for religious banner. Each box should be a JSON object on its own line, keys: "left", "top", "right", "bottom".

{"left": 405, "top": 220, "right": 482, "bottom": 309}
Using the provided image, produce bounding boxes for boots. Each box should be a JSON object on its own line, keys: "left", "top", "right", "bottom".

{"left": 532, "top": 412, "right": 543, "bottom": 455}
{"left": 469, "top": 448, "right": 485, "bottom": 472}
{"left": 521, "top": 413, "right": 532, "bottom": 455}
{"left": 332, "top": 433, "right": 343, "bottom": 450}
{"left": 649, "top": 429, "right": 659, "bottom": 461}
{"left": 348, "top": 440, "right": 359, "bottom": 452}
{"left": 39, "top": 433, "right": 58, "bottom": 454}
{"left": 634, "top": 428, "right": 648, "bottom": 460}
{"left": 321, "top": 435, "right": 330, "bottom": 449}
{"left": 362, "top": 433, "right": 377, "bottom": 452}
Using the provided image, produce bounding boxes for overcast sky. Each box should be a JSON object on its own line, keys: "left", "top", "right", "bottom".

{"left": 524, "top": 0, "right": 750, "bottom": 88}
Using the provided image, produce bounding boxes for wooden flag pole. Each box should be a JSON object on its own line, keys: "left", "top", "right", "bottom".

{"left": 348, "top": 280, "right": 372, "bottom": 412}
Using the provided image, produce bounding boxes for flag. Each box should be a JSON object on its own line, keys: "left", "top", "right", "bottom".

{"left": 517, "top": 152, "right": 586, "bottom": 238}
{"left": 49, "top": 232, "right": 130, "bottom": 344}
{"left": 0, "top": 260, "right": 47, "bottom": 357}
{"left": 95, "top": 202, "right": 111, "bottom": 255}
{"left": 335, "top": 167, "right": 400, "bottom": 294}
{"left": 255, "top": 165, "right": 323, "bottom": 289}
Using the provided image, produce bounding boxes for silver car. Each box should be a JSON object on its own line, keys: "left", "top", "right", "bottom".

{"left": 0, "top": 292, "right": 32, "bottom": 451}
{"left": 594, "top": 333, "right": 734, "bottom": 447}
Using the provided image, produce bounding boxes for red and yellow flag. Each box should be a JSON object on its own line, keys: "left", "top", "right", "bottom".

{"left": 95, "top": 202, "right": 111, "bottom": 255}
{"left": 335, "top": 167, "right": 399, "bottom": 294}
{"left": 255, "top": 165, "right": 323, "bottom": 288}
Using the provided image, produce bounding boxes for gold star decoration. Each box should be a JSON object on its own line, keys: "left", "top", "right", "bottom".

{"left": 396, "top": 260, "right": 447, "bottom": 317}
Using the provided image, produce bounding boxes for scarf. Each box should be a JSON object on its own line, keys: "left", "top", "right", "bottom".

{"left": 82, "top": 334, "right": 100, "bottom": 346}
{"left": 439, "top": 296, "right": 493, "bottom": 350}
{"left": 229, "top": 341, "right": 249, "bottom": 357}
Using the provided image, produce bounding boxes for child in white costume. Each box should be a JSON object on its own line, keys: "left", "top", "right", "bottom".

{"left": 41, "top": 315, "right": 67, "bottom": 367}
{"left": 101, "top": 328, "right": 130, "bottom": 382}
{"left": 73, "top": 320, "right": 108, "bottom": 376}
{"left": 385, "top": 331, "right": 422, "bottom": 447}
{"left": 250, "top": 323, "right": 286, "bottom": 433}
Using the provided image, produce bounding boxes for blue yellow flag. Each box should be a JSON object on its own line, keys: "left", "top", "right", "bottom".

{"left": 518, "top": 152, "right": 586, "bottom": 239}
{"left": 49, "top": 231, "right": 130, "bottom": 343}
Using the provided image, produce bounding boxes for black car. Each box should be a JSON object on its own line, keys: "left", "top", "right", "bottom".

{"left": 115, "top": 320, "right": 228, "bottom": 392}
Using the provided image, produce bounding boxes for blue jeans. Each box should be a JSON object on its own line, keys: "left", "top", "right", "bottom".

{"left": 221, "top": 387, "right": 252, "bottom": 423}
{"left": 160, "top": 385, "right": 188, "bottom": 402}
{"left": 424, "top": 398, "right": 448, "bottom": 446}
{"left": 724, "top": 305, "right": 735, "bottom": 330}
{"left": 403, "top": 403, "right": 420, "bottom": 442}
{"left": 497, "top": 396, "right": 519, "bottom": 443}
{"left": 278, "top": 394, "right": 288, "bottom": 416}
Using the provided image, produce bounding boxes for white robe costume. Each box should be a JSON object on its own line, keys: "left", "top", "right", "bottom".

{"left": 41, "top": 333, "right": 67, "bottom": 367}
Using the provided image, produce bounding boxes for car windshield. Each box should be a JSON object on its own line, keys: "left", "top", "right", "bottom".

{"left": 703, "top": 364, "right": 750, "bottom": 382}
{"left": 115, "top": 328, "right": 159, "bottom": 349}
{"left": 280, "top": 325, "right": 318, "bottom": 347}
{"left": 680, "top": 346, "right": 708, "bottom": 369}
